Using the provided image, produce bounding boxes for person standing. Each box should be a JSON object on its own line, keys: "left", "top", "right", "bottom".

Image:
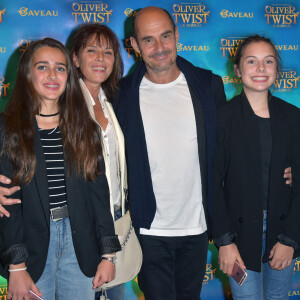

{"left": 212, "top": 35, "right": 300, "bottom": 300}
{"left": 116, "top": 6, "right": 226, "bottom": 300}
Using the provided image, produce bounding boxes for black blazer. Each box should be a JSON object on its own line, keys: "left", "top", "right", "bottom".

{"left": 212, "top": 92, "right": 300, "bottom": 272}
{"left": 0, "top": 120, "right": 120, "bottom": 282}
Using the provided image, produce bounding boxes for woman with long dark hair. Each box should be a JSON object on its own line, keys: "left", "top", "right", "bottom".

{"left": 213, "top": 35, "right": 300, "bottom": 299}
{"left": 70, "top": 23, "right": 128, "bottom": 300}
{"left": 0, "top": 38, "right": 120, "bottom": 300}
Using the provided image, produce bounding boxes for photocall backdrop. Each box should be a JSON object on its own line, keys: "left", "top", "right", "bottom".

{"left": 0, "top": 0, "right": 299, "bottom": 299}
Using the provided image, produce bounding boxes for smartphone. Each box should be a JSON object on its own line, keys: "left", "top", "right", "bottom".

{"left": 231, "top": 261, "right": 248, "bottom": 286}
{"left": 29, "top": 290, "right": 44, "bottom": 300}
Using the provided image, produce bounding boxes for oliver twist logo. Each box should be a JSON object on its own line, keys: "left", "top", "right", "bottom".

{"left": 220, "top": 9, "right": 253, "bottom": 18}
{"left": 265, "top": 4, "right": 299, "bottom": 27}
{"left": 72, "top": 2, "right": 112, "bottom": 23}
{"left": 173, "top": 3, "right": 210, "bottom": 27}
{"left": 177, "top": 43, "right": 209, "bottom": 52}
{"left": 220, "top": 37, "right": 245, "bottom": 58}
{"left": 274, "top": 69, "right": 299, "bottom": 91}
{"left": 0, "top": 284, "right": 7, "bottom": 299}
{"left": 18, "top": 7, "right": 58, "bottom": 17}
{"left": 0, "top": 9, "right": 6, "bottom": 22}
{"left": 202, "top": 264, "right": 216, "bottom": 285}
{"left": 0, "top": 77, "right": 10, "bottom": 97}
{"left": 19, "top": 39, "right": 33, "bottom": 53}
{"left": 124, "top": 38, "right": 142, "bottom": 60}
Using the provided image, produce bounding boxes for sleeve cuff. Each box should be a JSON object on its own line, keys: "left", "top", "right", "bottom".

{"left": 100, "top": 235, "right": 121, "bottom": 255}
{"left": 214, "top": 232, "right": 236, "bottom": 247}
{"left": 277, "top": 234, "right": 299, "bottom": 251}
{"left": 0, "top": 244, "right": 28, "bottom": 266}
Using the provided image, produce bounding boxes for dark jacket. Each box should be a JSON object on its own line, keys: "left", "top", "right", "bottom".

{"left": 212, "top": 91, "right": 300, "bottom": 272}
{"left": 116, "top": 55, "right": 226, "bottom": 236}
{"left": 0, "top": 119, "right": 121, "bottom": 282}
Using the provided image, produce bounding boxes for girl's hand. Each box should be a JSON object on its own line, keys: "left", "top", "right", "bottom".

{"left": 269, "top": 242, "right": 294, "bottom": 270}
{"left": 92, "top": 259, "right": 116, "bottom": 289}
{"left": 7, "top": 264, "right": 42, "bottom": 300}
{"left": 219, "top": 243, "right": 246, "bottom": 276}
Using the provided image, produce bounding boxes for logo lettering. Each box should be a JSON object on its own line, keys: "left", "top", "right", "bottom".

{"left": 0, "top": 77, "right": 10, "bottom": 97}
{"left": 274, "top": 70, "right": 299, "bottom": 91}
{"left": 0, "top": 9, "right": 5, "bottom": 22}
{"left": 18, "top": 7, "right": 58, "bottom": 17}
{"left": 220, "top": 9, "right": 253, "bottom": 18}
{"left": 173, "top": 3, "right": 210, "bottom": 27}
{"left": 220, "top": 37, "right": 245, "bottom": 58}
{"left": 72, "top": 2, "right": 112, "bottom": 23}
{"left": 265, "top": 5, "right": 298, "bottom": 27}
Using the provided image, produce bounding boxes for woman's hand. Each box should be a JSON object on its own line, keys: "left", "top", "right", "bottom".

{"left": 219, "top": 244, "right": 246, "bottom": 276}
{"left": 92, "top": 259, "right": 116, "bottom": 289}
{"left": 0, "top": 175, "right": 21, "bottom": 218}
{"left": 269, "top": 242, "right": 294, "bottom": 270}
{"left": 7, "top": 264, "right": 42, "bottom": 300}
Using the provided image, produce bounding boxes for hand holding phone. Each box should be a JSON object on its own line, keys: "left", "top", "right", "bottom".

{"left": 29, "top": 290, "right": 44, "bottom": 300}
{"left": 231, "top": 261, "right": 247, "bottom": 286}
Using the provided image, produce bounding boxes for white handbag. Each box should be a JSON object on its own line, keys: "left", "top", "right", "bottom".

{"left": 96, "top": 200, "right": 142, "bottom": 291}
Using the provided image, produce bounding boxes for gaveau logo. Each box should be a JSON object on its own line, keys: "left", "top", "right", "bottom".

{"left": 222, "top": 76, "right": 242, "bottom": 85}
{"left": 18, "top": 7, "right": 58, "bottom": 17}
{"left": 72, "top": 2, "right": 112, "bottom": 23}
{"left": 275, "top": 44, "right": 298, "bottom": 51}
{"left": 177, "top": 43, "right": 209, "bottom": 52}
{"left": 220, "top": 9, "right": 253, "bottom": 18}
{"left": 0, "top": 9, "right": 5, "bottom": 22}
{"left": 0, "top": 77, "right": 10, "bottom": 97}
{"left": 124, "top": 8, "right": 137, "bottom": 18}
{"left": 172, "top": 3, "right": 210, "bottom": 27}
{"left": 220, "top": 37, "right": 245, "bottom": 58}
{"left": 265, "top": 4, "right": 299, "bottom": 27}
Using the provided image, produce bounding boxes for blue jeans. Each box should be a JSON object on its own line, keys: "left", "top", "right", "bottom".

{"left": 229, "top": 211, "right": 296, "bottom": 300}
{"left": 36, "top": 218, "right": 95, "bottom": 300}
{"left": 95, "top": 207, "right": 125, "bottom": 300}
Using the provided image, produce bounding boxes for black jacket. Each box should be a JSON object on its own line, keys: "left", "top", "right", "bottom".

{"left": 212, "top": 91, "right": 300, "bottom": 272}
{"left": 116, "top": 56, "right": 226, "bottom": 236}
{"left": 0, "top": 119, "right": 121, "bottom": 282}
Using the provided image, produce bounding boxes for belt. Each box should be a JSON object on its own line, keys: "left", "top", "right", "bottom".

{"left": 50, "top": 205, "right": 68, "bottom": 221}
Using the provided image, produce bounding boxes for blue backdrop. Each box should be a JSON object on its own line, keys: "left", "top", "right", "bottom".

{"left": 0, "top": 0, "right": 299, "bottom": 299}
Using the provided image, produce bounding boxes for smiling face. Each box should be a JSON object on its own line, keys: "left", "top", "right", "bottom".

{"left": 130, "top": 7, "right": 179, "bottom": 82}
{"left": 235, "top": 41, "right": 277, "bottom": 96}
{"left": 73, "top": 34, "right": 115, "bottom": 91}
{"left": 30, "top": 46, "right": 68, "bottom": 104}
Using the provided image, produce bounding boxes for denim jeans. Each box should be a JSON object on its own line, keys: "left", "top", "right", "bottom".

{"left": 229, "top": 211, "right": 296, "bottom": 300}
{"left": 95, "top": 207, "right": 125, "bottom": 300}
{"left": 36, "top": 218, "right": 95, "bottom": 300}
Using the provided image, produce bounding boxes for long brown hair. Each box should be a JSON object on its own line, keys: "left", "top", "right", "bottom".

{"left": 70, "top": 23, "right": 124, "bottom": 102}
{"left": 3, "top": 38, "right": 103, "bottom": 184}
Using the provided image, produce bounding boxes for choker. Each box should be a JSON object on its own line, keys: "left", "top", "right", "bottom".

{"left": 39, "top": 112, "right": 59, "bottom": 117}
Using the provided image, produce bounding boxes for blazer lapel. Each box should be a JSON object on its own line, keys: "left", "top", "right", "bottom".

{"left": 33, "top": 120, "right": 50, "bottom": 226}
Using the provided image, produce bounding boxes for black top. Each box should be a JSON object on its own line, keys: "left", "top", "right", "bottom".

{"left": 256, "top": 116, "right": 272, "bottom": 210}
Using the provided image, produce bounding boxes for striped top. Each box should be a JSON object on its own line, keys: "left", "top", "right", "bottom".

{"left": 39, "top": 126, "right": 67, "bottom": 210}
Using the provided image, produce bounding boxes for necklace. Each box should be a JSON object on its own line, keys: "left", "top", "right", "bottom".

{"left": 39, "top": 112, "right": 59, "bottom": 117}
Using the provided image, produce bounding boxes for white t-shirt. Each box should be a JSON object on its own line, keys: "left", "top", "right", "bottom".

{"left": 139, "top": 73, "right": 207, "bottom": 236}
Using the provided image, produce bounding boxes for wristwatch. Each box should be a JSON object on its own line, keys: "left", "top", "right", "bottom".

{"left": 102, "top": 256, "right": 117, "bottom": 265}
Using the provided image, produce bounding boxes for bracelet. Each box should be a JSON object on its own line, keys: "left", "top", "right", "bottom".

{"left": 8, "top": 267, "right": 27, "bottom": 272}
{"left": 102, "top": 254, "right": 116, "bottom": 258}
